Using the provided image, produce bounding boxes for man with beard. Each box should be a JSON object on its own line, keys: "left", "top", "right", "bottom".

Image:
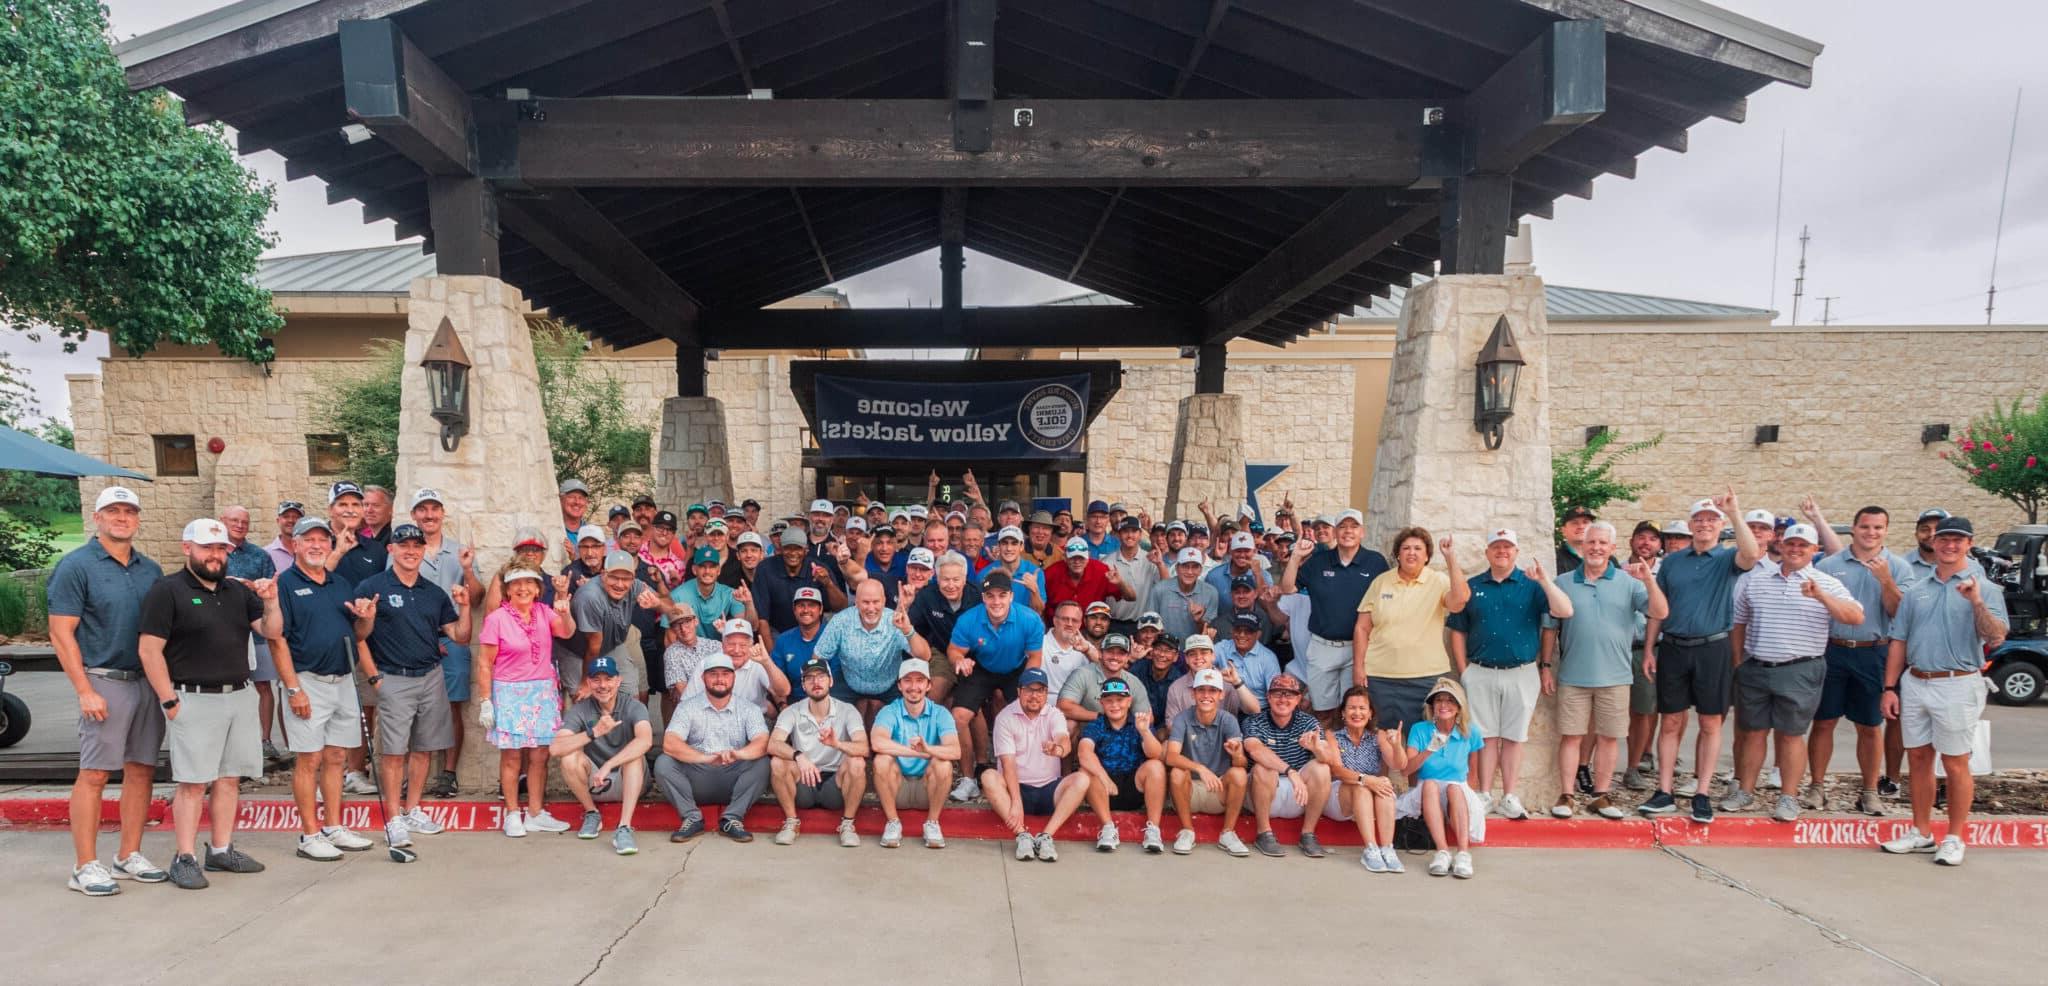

{"left": 551, "top": 657, "right": 653, "bottom": 855}
{"left": 1082, "top": 602, "right": 1113, "bottom": 650}
{"left": 680, "top": 619, "right": 790, "bottom": 716}
{"left": 654, "top": 653, "right": 771, "bottom": 843}
{"left": 137, "top": 519, "right": 283, "bottom": 888}
{"left": 756, "top": 529, "right": 851, "bottom": 635}
{"left": 982, "top": 668, "right": 1093, "bottom": 862}
{"left": 1279, "top": 509, "right": 1390, "bottom": 715}
{"left": 768, "top": 659, "right": 870, "bottom": 848}
{"left": 271, "top": 516, "right": 378, "bottom": 861}
{"left": 1058, "top": 633, "right": 1153, "bottom": 724}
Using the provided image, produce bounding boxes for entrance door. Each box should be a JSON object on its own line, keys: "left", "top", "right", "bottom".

{"left": 816, "top": 468, "right": 1059, "bottom": 508}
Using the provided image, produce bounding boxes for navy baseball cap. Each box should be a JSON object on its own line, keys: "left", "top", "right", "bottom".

{"left": 1018, "top": 667, "right": 1051, "bottom": 689}
{"left": 1934, "top": 516, "right": 1975, "bottom": 537}
{"left": 799, "top": 658, "right": 832, "bottom": 678}
{"left": 587, "top": 656, "right": 621, "bottom": 678}
{"left": 1230, "top": 574, "right": 1256, "bottom": 591}
{"left": 608, "top": 505, "right": 630, "bottom": 519}
{"left": 1086, "top": 500, "right": 1110, "bottom": 515}
{"left": 389, "top": 523, "right": 426, "bottom": 544}
{"left": 1116, "top": 517, "right": 1143, "bottom": 532}
{"left": 1232, "top": 613, "right": 1263, "bottom": 631}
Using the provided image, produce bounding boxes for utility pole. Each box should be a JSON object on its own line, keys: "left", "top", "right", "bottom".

{"left": 1789, "top": 225, "right": 1810, "bottom": 326}
{"left": 1987, "top": 88, "right": 2023, "bottom": 324}
{"left": 1818, "top": 296, "right": 1838, "bottom": 326}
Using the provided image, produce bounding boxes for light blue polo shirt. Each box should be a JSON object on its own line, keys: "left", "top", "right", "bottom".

{"left": 1814, "top": 548, "right": 1913, "bottom": 641}
{"left": 948, "top": 603, "right": 1046, "bottom": 675}
{"left": 1546, "top": 563, "right": 1650, "bottom": 688}
{"left": 1654, "top": 545, "right": 1749, "bottom": 637}
{"left": 669, "top": 579, "right": 742, "bottom": 630}
{"left": 1446, "top": 568, "right": 1548, "bottom": 668}
{"left": 873, "top": 697, "right": 958, "bottom": 778}
{"left": 1893, "top": 568, "right": 2008, "bottom": 673}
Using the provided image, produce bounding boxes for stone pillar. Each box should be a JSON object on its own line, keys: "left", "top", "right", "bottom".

{"left": 656, "top": 396, "right": 734, "bottom": 509}
{"left": 396, "top": 275, "right": 562, "bottom": 790}
{"left": 1364, "top": 274, "right": 1563, "bottom": 809}
{"left": 1163, "top": 393, "right": 1245, "bottom": 522}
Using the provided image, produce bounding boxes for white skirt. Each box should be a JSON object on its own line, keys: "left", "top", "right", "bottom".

{"left": 1395, "top": 779, "right": 1488, "bottom": 844}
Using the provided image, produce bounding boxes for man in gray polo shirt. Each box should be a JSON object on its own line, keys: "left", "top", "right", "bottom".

{"left": 1810, "top": 505, "right": 1911, "bottom": 815}
{"left": 550, "top": 657, "right": 653, "bottom": 855}
{"left": 1545, "top": 522, "right": 1666, "bottom": 821}
{"left": 1880, "top": 516, "right": 2007, "bottom": 867}
{"left": 1645, "top": 491, "right": 1760, "bottom": 823}
{"left": 654, "top": 653, "right": 771, "bottom": 844}
{"left": 48, "top": 486, "right": 167, "bottom": 896}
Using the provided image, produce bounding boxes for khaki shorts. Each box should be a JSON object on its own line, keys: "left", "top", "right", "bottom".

{"left": 881, "top": 756, "right": 951, "bottom": 809}
{"left": 1179, "top": 773, "right": 1240, "bottom": 815}
{"left": 1558, "top": 683, "right": 1630, "bottom": 738}
{"left": 1462, "top": 664, "right": 1539, "bottom": 743}
{"left": 282, "top": 673, "right": 364, "bottom": 753}
{"left": 166, "top": 687, "right": 262, "bottom": 783}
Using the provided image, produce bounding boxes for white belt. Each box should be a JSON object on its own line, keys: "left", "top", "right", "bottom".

{"left": 1309, "top": 634, "right": 1352, "bottom": 648}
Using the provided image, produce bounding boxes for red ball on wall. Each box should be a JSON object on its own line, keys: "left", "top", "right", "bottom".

{"left": 207, "top": 437, "right": 226, "bottom": 454}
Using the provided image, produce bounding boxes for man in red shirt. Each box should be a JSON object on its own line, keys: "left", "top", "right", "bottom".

{"left": 1046, "top": 537, "right": 1135, "bottom": 613}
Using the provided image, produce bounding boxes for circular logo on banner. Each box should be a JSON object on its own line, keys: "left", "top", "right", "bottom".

{"left": 1017, "top": 383, "right": 1085, "bottom": 452}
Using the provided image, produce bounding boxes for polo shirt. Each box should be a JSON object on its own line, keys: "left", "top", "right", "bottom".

{"left": 561, "top": 694, "right": 651, "bottom": 763}
{"left": 1732, "top": 564, "right": 1852, "bottom": 661}
{"left": 664, "top": 693, "right": 765, "bottom": 753}
{"left": 1081, "top": 715, "right": 1148, "bottom": 775}
{"left": 1165, "top": 669, "right": 1250, "bottom": 722}
{"left": 1407, "top": 720, "right": 1484, "bottom": 784}
{"left": 753, "top": 559, "right": 833, "bottom": 635}
{"left": 1202, "top": 560, "right": 1268, "bottom": 605}
{"left": 1167, "top": 707, "right": 1242, "bottom": 775}
{"left": 1358, "top": 566, "right": 1453, "bottom": 679}
{"left": 1083, "top": 530, "right": 1118, "bottom": 560}
{"left": 1654, "top": 545, "right": 1749, "bottom": 637}
{"left": 1106, "top": 550, "right": 1160, "bottom": 621}
{"left": 46, "top": 539, "right": 163, "bottom": 672}
{"left": 1296, "top": 545, "right": 1390, "bottom": 641}
{"left": 1137, "top": 662, "right": 1184, "bottom": 720}
{"left": 1446, "top": 568, "right": 1548, "bottom": 668}
{"left": 1144, "top": 579, "right": 1220, "bottom": 640}
{"left": 572, "top": 577, "right": 650, "bottom": 655}
{"left": 276, "top": 564, "right": 360, "bottom": 677}
{"left": 263, "top": 538, "right": 294, "bottom": 578}
{"left": 1039, "top": 632, "right": 1091, "bottom": 696}
{"left": 669, "top": 579, "right": 742, "bottom": 630}
{"left": 1901, "top": 552, "right": 1984, "bottom": 587}
{"left": 1044, "top": 558, "right": 1120, "bottom": 612}
{"left": 225, "top": 540, "right": 275, "bottom": 582}
{"left": 138, "top": 568, "right": 263, "bottom": 687}
{"left": 1545, "top": 563, "right": 1650, "bottom": 688}
{"left": 1242, "top": 708, "right": 1318, "bottom": 770}
{"left": 978, "top": 558, "right": 1045, "bottom": 604}
{"left": 416, "top": 537, "right": 477, "bottom": 598}
{"left": 1892, "top": 568, "right": 2008, "bottom": 674}
{"left": 866, "top": 551, "right": 909, "bottom": 587}
{"left": 771, "top": 624, "right": 825, "bottom": 684}
{"left": 992, "top": 700, "right": 1065, "bottom": 786}
{"left": 873, "top": 697, "right": 958, "bottom": 778}
{"left": 331, "top": 535, "right": 388, "bottom": 591}
{"left": 354, "top": 569, "right": 458, "bottom": 673}
{"left": 1812, "top": 549, "right": 1911, "bottom": 641}
{"left": 949, "top": 603, "right": 1046, "bottom": 675}
{"left": 771, "top": 698, "right": 866, "bottom": 773}
{"left": 1216, "top": 640, "right": 1282, "bottom": 705}
{"left": 1057, "top": 663, "right": 1153, "bottom": 716}
{"left": 816, "top": 607, "right": 915, "bottom": 696}
{"left": 907, "top": 580, "right": 982, "bottom": 655}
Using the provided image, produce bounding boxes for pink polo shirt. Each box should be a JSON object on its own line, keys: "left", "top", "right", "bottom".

{"left": 479, "top": 603, "right": 560, "bottom": 683}
{"left": 992, "top": 699, "right": 1065, "bottom": 787}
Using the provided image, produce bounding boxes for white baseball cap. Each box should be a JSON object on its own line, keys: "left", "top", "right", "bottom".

{"left": 94, "top": 486, "right": 140, "bottom": 512}
{"left": 1190, "top": 668, "right": 1226, "bottom": 690}
{"left": 906, "top": 504, "right": 929, "bottom": 518}
{"left": 809, "top": 499, "right": 835, "bottom": 515}
{"left": 907, "top": 547, "right": 936, "bottom": 568}
{"left": 898, "top": 657, "right": 932, "bottom": 680}
{"left": 1661, "top": 520, "right": 1690, "bottom": 536}
{"left": 722, "top": 618, "right": 755, "bottom": 640}
{"left": 735, "top": 531, "right": 765, "bottom": 549}
{"left": 997, "top": 525, "right": 1025, "bottom": 543}
{"left": 1064, "top": 536, "right": 1091, "bottom": 557}
{"left": 1780, "top": 523, "right": 1819, "bottom": 544}
{"left": 576, "top": 524, "right": 608, "bottom": 544}
{"left": 1228, "top": 532, "right": 1255, "bottom": 551}
{"left": 846, "top": 516, "right": 868, "bottom": 533}
{"left": 699, "top": 653, "right": 736, "bottom": 673}
{"left": 1688, "top": 498, "right": 1724, "bottom": 519}
{"left": 1183, "top": 633, "right": 1215, "bottom": 652}
{"left": 1486, "top": 527, "right": 1518, "bottom": 546}
{"left": 181, "top": 518, "right": 230, "bottom": 546}
{"left": 888, "top": 508, "right": 909, "bottom": 522}
{"left": 1174, "top": 547, "right": 1205, "bottom": 567}
{"left": 1743, "top": 509, "right": 1776, "bottom": 527}
{"left": 409, "top": 487, "right": 445, "bottom": 511}
{"left": 1335, "top": 508, "right": 1365, "bottom": 527}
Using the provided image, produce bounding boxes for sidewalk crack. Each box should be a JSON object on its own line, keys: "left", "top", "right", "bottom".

{"left": 573, "top": 846, "right": 696, "bottom": 986}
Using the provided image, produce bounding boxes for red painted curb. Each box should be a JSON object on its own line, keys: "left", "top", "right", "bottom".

{"left": 5, "top": 795, "right": 2046, "bottom": 849}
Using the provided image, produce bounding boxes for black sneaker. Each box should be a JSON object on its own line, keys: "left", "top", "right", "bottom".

{"left": 425, "top": 771, "right": 458, "bottom": 799}
{"left": 1637, "top": 791, "right": 1678, "bottom": 816}
{"left": 1254, "top": 831, "right": 1286, "bottom": 857}
{"left": 671, "top": 817, "right": 705, "bottom": 842}
{"left": 1933, "top": 781, "right": 1948, "bottom": 810}
{"left": 1690, "top": 794, "right": 1714, "bottom": 825}
{"left": 1576, "top": 765, "right": 1595, "bottom": 795}
{"left": 203, "top": 843, "right": 265, "bottom": 873}
{"left": 718, "top": 817, "right": 754, "bottom": 843}
{"left": 167, "top": 853, "right": 209, "bottom": 890}
{"left": 1877, "top": 775, "right": 1900, "bottom": 798}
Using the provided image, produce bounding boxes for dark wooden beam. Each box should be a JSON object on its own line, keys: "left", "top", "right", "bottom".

{"left": 339, "top": 18, "right": 474, "bottom": 175}
{"left": 1173, "top": 1, "right": 1233, "bottom": 98}
{"left": 1438, "top": 174, "right": 1514, "bottom": 274}
{"left": 1200, "top": 192, "right": 1436, "bottom": 344}
{"left": 951, "top": 0, "right": 996, "bottom": 152}
{"left": 1194, "top": 342, "right": 1227, "bottom": 394}
{"left": 1517, "top": 0, "right": 1815, "bottom": 87}
{"left": 123, "top": 0, "right": 432, "bottom": 91}
{"left": 426, "top": 177, "right": 499, "bottom": 276}
{"left": 940, "top": 188, "right": 966, "bottom": 334}
{"left": 497, "top": 191, "right": 703, "bottom": 344}
{"left": 676, "top": 347, "right": 708, "bottom": 398}
{"left": 484, "top": 98, "right": 1435, "bottom": 187}
{"left": 707, "top": 0, "right": 756, "bottom": 90}
{"left": 699, "top": 307, "right": 1201, "bottom": 350}
{"left": 1459, "top": 20, "right": 1607, "bottom": 175}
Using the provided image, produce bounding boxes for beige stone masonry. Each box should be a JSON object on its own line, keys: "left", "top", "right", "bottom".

{"left": 656, "top": 397, "right": 735, "bottom": 509}
{"left": 1163, "top": 393, "right": 1247, "bottom": 522}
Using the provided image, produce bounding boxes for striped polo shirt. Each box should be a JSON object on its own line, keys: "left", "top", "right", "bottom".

{"left": 1731, "top": 564, "right": 1853, "bottom": 661}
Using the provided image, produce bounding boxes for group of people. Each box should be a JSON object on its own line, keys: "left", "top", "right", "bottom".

{"left": 50, "top": 472, "right": 2008, "bottom": 895}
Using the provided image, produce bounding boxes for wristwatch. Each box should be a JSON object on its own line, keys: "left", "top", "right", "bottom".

{"left": 284, "top": 686, "right": 302, "bottom": 697}
{"left": 1884, "top": 683, "right": 1901, "bottom": 693}
{"left": 366, "top": 673, "right": 384, "bottom": 686}
{"left": 1539, "top": 662, "right": 1553, "bottom": 670}
{"left": 161, "top": 697, "right": 180, "bottom": 711}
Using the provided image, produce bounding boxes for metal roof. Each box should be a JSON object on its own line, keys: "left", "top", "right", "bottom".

{"left": 258, "top": 243, "right": 436, "bottom": 293}
{"left": 1048, "top": 284, "right": 1772, "bottom": 321}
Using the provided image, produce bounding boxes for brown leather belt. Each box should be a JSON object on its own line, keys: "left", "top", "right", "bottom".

{"left": 1907, "top": 668, "right": 1978, "bottom": 680}
{"left": 1829, "top": 638, "right": 1884, "bottom": 649}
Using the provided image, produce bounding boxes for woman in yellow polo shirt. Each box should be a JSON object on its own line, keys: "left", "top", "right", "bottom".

{"left": 1353, "top": 527, "right": 1469, "bottom": 730}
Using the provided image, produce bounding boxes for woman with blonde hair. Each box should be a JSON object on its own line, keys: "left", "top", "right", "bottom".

{"left": 1312, "top": 685, "right": 1409, "bottom": 873}
{"left": 475, "top": 562, "right": 577, "bottom": 837}
{"left": 1397, "top": 677, "right": 1487, "bottom": 878}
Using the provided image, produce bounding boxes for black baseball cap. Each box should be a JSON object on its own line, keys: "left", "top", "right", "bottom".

{"left": 799, "top": 658, "right": 832, "bottom": 678}
{"left": 1232, "top": 613, "right": 1262, "bottom": 631}
{"left": 742, "top": 498, "right": 761, "bottom": 510}
{"left": 1230, "top": 574, "right": 1255, "bottom": 591}
{"left": 1934, "top": 516, "right": 1975, "bottom": 537}
{"left": 1561, "top": 506, "right": 1597, "bottom": 522}
{"left": 653, "top": 510, "right": 678, "bottom": 529}
{"left": 982, "top": 569, "right": 1014, "bottom": 594}
{"left": 1631, "top": 520, "right": 1661, "bottom": 538}
{"left": 389, "top": 523, "right": 426, "bottom": 544}
{"left": 632, "top": 494, "right": 658, "bottom": 508}
{"left": 1116, "top": 517, "right": 1143, "bottom": 532}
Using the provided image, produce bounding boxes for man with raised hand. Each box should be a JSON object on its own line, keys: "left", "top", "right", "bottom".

{"left": 871, "top": 658, "right": 963, "bottom": 849}
{"left": 551, "top": 656, "right": 653, "bottom": 855}
{"left": 1164, "top": 668, "right": 1250, "bottom": 857}
{"left": 768, "top": 659, "right": 870, "bottom": 848}
{"left": 982, "top": 668, "right": 1093, "bottom": 862}
{"left": 1241, "top": 672, "right": 1333, "bottom": 859}
{"left": 1810, "top": 506, "right": 1911, "bottom": 815}
{"left": 653, "top": 652, "right": 770, "bottom": 844}
{"left": 1449, "top": 527, "right": 1570, "bottom": 821}
{"left": 1278, "top": 508, "right": 1389, "bottom": 715}
{"left": 271, "top": 515, "right": 379, "bottom": 862}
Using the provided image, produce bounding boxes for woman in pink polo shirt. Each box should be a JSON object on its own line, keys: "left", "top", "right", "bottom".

{"left": 476, "top": 563, "right": 577, "bottom": 837}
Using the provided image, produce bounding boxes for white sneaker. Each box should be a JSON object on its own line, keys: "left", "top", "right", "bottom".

{"left": 1095, "top": 823, "right": 1119, "bottom": 852}
{"left": 1933, "top": 836, "right": 1967, "bottom": 867}
{"left": 1379, "top": 845, "right": 1405, "bottom": 873}
{"left": 1141, "top": 823, "right": 1163, "bottom": 853}
{"left": 1428, "top": 849, "right": 1452, "bottom": 876}
{"left": 1476, "top": 792, "right": 1495, "bottom": 816}
{"left": 1879, "top": 827, "right": 1937, "bottom": 854}
{"left": 502, "top": 811, "right": 528, "bottom": 839}
{"left": 523, "top": 809, "right": 571, "bottom": 834}
{"left": 1013, "top": 831, "right": 1035, "bottom": 861}
{"left": 1452, "top": 850, "right": 1474, "bottom": 879}
{"left": 1498, "top": 793, "right": 1528, "bottom": 820}
{"left": 109, "top": 851, "right": 168, "bottom": 882}
{"left": 1762, "top": 766, "right": 1781, "bottom": 789}
{"left": 950, "top": 776, "right": 980, "bottom": 802}
{"left": 401, "top": 808, "right": 444, "bottom": 835}
{"left": 1033, "top": 833, "right": 1058, "bottom": 862}
{"left": 774, "top": 817, "right": 801, "bottom": 846}
{"left": 68, "top": 860, "right": 120, "bottom": 896}
{"left": 385, "top": 818, "right": 412, "bottom": 849}
{"left": 342, "top": 771, "right": 378, "bottom": 795}
{"left": 1361, "top": 846, "right": 1388, "bottom": 873}
{"left": 1217, "top": 831, "right": 1249, "bottom": 857}
{"left": 297, "top": 832, "right": 344, "bottom": 859}
{"left": 880, "top": 819, "right": 903, "bottom": 848}
{"left": 1172, "top": 829, "right": 1197, "bottom": 855}
{"left": 1676, "top": 775, "right": 1700, "bottom": 798}
{"left": 923, "top": 821, "right": 945, "bottom": 849}
{"left": 837, "top": 817, "right": 860, "bottom": 848}
{"left": 321, "top": 826, "right": 373, "bottom": 851}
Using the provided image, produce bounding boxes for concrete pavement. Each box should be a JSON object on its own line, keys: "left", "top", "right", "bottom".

{"left": 2, "top": 827, "right": 2035, "bottom": 984}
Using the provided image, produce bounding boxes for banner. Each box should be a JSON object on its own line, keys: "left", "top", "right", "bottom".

{"left": 814, "top": 374, "right": 1090, "bottom": 459}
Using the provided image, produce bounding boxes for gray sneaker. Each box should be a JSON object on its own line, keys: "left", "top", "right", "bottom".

{"left": 1254, "top": 831, "right": 1286, "bottom": 857}
{"left": 613, "top": 825, "right": 638, "bottom": 856}
{"left": 1856, "top": 790, "right": 1885, "bottom": 816}
{"left": 578, "top": 810, "right": 604, "bottom": 840}
{"left": 68, "top": 860, "right": 120, "bottom": 896}
{"left": 1298, "top": 833, "right": 1327, "bottom": 858}
{"left": 1772, "top": 794, "right": 1800, "bottom": 823}
{"left": 203, "top": 843, "right": 265, "bottom": 873}
{"left": 1719, "top": 787, "right": 1755, "bottom": 813}
{"left": 167, "top": 853, "right": 209, "bottom": 890}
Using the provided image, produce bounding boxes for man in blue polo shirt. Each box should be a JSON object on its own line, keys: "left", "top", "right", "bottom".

{"left": 1546, "top": 522, "right": 1666, "bottom": 821}
{"left": 272, "top": 516, "right": 378, "bottom": 862}
{"left": 1278, "top": 508, "right": 1390, "bottom": 714}
{"left": 671, "top": 546, "right": 754, "bottom": 632}
{"left": 1448, "top": 527, "right": 1572, "bottom": 821}
{"left": 945, "top": 569, "right": 1045, "bottom": 802}
{"left": 1810, "top": 505, "right": 1912, "bottom": 816}
{"left": 771, "top": 587, "right": 828, "bottom": 685}
{"left": 871, "top": 658, "right": 961, "bottom": 849}
{"left": 353, "top": 523, "right": 471, "bottom": 855}
{"left": 1080, "top": 500, "right": 1118, "bottom": 559}
{"left": 1645, "top": 491, "right": 1760, "bottom": 823}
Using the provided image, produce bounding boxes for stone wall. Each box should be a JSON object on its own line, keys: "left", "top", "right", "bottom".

{"left": 1548, "top": 326, "right": 2048, "bottom": 549}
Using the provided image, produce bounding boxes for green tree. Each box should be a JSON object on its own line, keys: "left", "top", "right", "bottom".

{"left": 1, "top": 0, "right": 282, "bottom": 359}
{"left": 1551, "top": 429, "right": 1664, "bottom": 540}
{"left": 315, "top": 321, "right": 651, "bottom": 503}
{"left": 1943, "top": 392, "right": 2048, "bottom": 523}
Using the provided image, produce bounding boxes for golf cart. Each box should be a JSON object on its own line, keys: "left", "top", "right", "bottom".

{"left": 1983, "top": 525, "right": 2048, "bottom": 706}
{"left": 0, "top": 657, "right": 26, "bottom": 746}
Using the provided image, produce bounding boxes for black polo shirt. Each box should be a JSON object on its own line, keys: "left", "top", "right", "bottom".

{"left": 138, "top": 568, "right": 263, "bottom": 687}
{"left": 355, "top": 569, "right": 457, "bottom": 673}
{"left": 907, "top": 580, "right": 984, "bottom": 655}
{"left": 1298, "top": 545, "right": 1390, "bottom": 641}
{"left": 278, "top": 564, "right": 360, "bottom": 676}
{"left": 332, "top": 536, "right": 388, "bottom": 591}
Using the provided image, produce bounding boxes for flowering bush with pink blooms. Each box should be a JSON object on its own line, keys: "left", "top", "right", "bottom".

{"left": 1947, "top": 393, "right": 2048, "bottom": 522}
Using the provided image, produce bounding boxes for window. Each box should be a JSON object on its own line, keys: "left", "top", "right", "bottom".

{"left": 152, "top": 435, "right": 197, "bottom": 477}
{"left": 306, "top": 434, "right": 350, "bottom": 476}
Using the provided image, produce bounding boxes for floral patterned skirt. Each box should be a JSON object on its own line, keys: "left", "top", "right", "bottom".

{"left": 488, "top": 678, "right": 561, "bottom": 750}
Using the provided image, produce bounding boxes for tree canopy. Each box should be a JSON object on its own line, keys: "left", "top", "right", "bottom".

{"left": 1551, "top": 429, "right": 1663, "bottom": 540}
{"left": 1, "top": 0, "right": 281, "bottom": 359}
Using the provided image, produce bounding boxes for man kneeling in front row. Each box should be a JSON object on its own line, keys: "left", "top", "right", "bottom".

{"left": 550, "top": 657, "right": 652, "bottom": 855}
{"left": 768, "top": 659, "right": 870, "bottom": 848}
{"left": 982, "top": 667, "right": 1093, "bottom": 862}
{"left": 871, "top": 658, "right": 961, "bottom": 849}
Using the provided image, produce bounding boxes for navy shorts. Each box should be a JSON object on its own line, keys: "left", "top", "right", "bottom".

{"left": 1814, "top": 642, "right": 1885, "bottom": 727}
{"left": 1653, "top": 636, "right": 1733, "bottom": 717}
{"left": 1019, "top": 780, "right": 1059, "bottom": 816}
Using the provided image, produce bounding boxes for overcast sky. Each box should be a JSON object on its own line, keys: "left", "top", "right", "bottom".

{"left": 12, "top": 0, "right": 2047, "bottom": 421}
